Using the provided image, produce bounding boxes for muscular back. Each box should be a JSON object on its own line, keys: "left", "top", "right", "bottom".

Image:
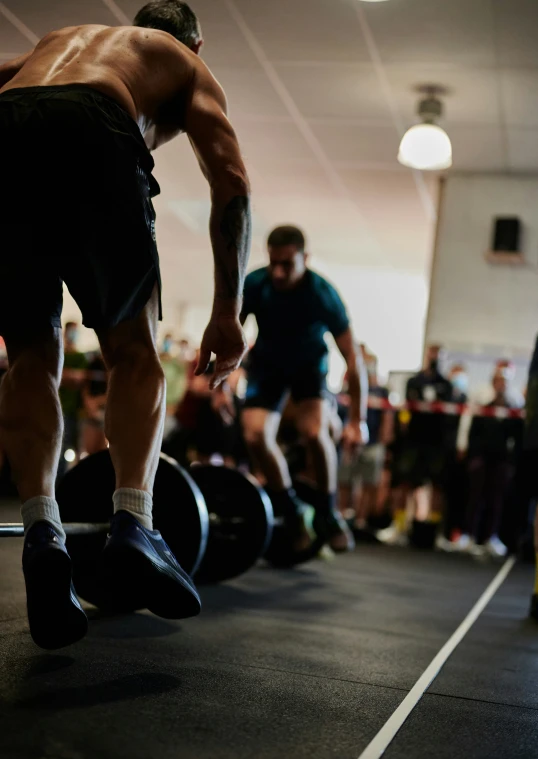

{"left": 0, "top": 25, "right": 206, "bottom": 147}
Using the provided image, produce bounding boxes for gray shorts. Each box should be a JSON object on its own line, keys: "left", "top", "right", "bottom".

{"left": 339, "top": 443, "right": 385, "bottom": 487}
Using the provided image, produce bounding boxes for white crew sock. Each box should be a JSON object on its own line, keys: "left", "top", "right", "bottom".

{"left": 113, "top": 488, "right": 153, "bottom": 530}
{"left": 21, "top": 496, "right": 66, "bottom": 542}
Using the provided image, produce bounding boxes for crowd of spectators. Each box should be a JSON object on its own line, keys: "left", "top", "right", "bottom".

{"left": 0, "top": 328, "right": 533, "bottom": 561}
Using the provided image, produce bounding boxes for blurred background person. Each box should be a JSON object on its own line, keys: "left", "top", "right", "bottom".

{"left": 339, "top": 352, "right": 392, "bottom": 534}
{"left": 455, "top": 370, "right": 519, "bottom": 558}
{"left": 58, "top": 321, "right": 88, "bottom": 476}
{"left": 379, "top": 345, "right": 453, "bottom": 546}
{"left": 439, "top": 363, "right": 470, "bottom": 549}
{"left": 160, "top": 333, "right": 189, "bottom": 443}
{"left": 81, "top": 350, "right": 108, "bottom": 456}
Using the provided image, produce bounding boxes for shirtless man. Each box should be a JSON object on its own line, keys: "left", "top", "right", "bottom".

{"left": 0, "top": 1, "right": 250, "bottom": 649}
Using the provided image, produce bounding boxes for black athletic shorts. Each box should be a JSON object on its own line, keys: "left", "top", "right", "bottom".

{"left": 394, "top": 442, "right": 448, "bottom": 488}
{"left": 0, "top": 84, "right": 162, "bottom": 336}
{"left": 244, "top": 362, "right": 327, "bottom": 413}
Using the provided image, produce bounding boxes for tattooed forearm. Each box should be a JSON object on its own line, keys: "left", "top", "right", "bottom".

{"left": 212, "top": 195, "right": 252, "bottom": 302}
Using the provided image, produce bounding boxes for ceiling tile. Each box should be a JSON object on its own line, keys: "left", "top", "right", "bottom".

{"left": 507, "top": 129, "right": 538, "bottom": 172}
{"left": 364, "top": 0, "right": 496, "bottom": 67}
{"left": 275, "top": 63, "right": 392, "bottom": 121}
{"left": 233, "top": 0, "right": 372, "bottom": 63}
{"left": 215, "top": 67, "right": 289, "bottom": 120}
{"left": 501, "top": 69, "right": 538, "bottom": 127}
{"left": 9, "top": 0, "right": 118, "bottom": 38}
{"left": 448, "top": 126, "right": 507, "bottom": 171}
{"left": 0, "top": 15, "right": 33, "bottom": 53}
{"left": 233, "top": 120, "right": 318, "bottom": 166}
{"left": 495, "top": 0, "right": 538, "bottom": 66}
{"left": 311, "top": 123, "right": 400, "bottom": 164}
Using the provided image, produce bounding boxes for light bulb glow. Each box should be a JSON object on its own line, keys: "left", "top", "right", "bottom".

{"left": 398, "top": 123, "right": 452, "bottom": 171}
{"left": 64, "top": 448, "right": 76, "bottom": 463}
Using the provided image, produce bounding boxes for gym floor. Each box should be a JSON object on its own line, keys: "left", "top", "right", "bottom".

{"left": 0, "top": 499, "right": 536, "bottom": 759}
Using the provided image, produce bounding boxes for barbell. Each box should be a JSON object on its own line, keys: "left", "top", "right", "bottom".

{"left": 0, "top": 450, "right": 325, "bottom": 612}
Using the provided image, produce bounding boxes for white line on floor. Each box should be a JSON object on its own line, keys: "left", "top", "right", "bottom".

{"left": 357, "top": 556, "right": 517, "bottom": 759}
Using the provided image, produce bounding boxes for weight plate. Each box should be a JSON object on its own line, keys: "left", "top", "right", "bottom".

{"left": 189, "top": 465, "right": 274, "bottom": 583}
{"left": 56, "top": 450, "right": 209, "bottom": 610}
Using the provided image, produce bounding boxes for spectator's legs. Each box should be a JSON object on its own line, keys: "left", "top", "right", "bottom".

{"left": 483, "top": 458, "right": 511, "bottom": 542}
{"left": 465, "top": 456, "right": 486, "bottom": 540}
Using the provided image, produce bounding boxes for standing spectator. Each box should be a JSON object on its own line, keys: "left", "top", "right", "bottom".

{"left": 339, "top": 353, "right": 392, "bottom": 531}
{"left": 160, "top": 333, "right": 188, "bottom": 442}
{"left": 81, "top": 350, "right": 108, "bottom": 456}
{"left": 58, "top": 322, "right": 88, "bottom": 473}
{"left": 457, "top": 359, "right": 524, "bottom": 453}
{"left": 455, "top": 371, "right": 518, "bottom": 557}
{"left": 379, "top": 345, "right": 453, "bottom": 545}
{"left": 439, "top": 363, "right": 470, "bottom": 549}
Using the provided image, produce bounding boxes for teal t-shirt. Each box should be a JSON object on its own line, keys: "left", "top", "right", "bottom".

{"left": 242, "top": 268, "right": 350, "bottom": 373}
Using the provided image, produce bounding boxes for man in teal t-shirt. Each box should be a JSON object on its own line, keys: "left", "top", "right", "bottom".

{"left": 240, "top": 225, "right": 369, "bottom": 555}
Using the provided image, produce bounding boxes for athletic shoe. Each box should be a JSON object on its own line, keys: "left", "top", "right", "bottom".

{"left": 485, "top": 536, "right": 508, "bottom": 558}
{"left": 101, "top": 511, "right": 201, "bottom": 619}
{"left": 529, "top": 594, "right": 538, "bottom": 621}
{"left": 313, "top": 508, "right": 355, "bottom": 553}
{"left": 453, "top": 534, "right": 473, "bottom": 552}
{"left": 376, "top": 524, "right": 409, "bottom": 547}
{"left": 23, "top": 521, "right": 88, "bottom": 650}
{"left": 469, "top": 543, "right": 487, "bottom": 559}
{"left": 435, "top": 535, "right": 454, "bottom": 553}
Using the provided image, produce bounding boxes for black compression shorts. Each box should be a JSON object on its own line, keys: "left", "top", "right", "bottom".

{"left": 244, "top": 362, "right": 328, "bottom": 413}
{"left": 0, "top": 84, "right": 162, "bottom": 336}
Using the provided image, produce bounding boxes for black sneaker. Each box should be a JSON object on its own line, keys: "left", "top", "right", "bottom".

{"left": 265, "top": 491, "right": 322, "bottom": 567}
{"left": 100, "top": 511, "right": 201, "bottom": 620}
{"left": 313, "top": 509, "right": 355, "bottom": 553}
{"left": 23, "top": 522, "right": 88, "bottom": 650}
{"left": 530, "top": 594, "right": 538, "bottom": 621}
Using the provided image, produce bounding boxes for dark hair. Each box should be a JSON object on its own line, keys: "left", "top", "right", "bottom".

{"left": 134, "top": 1, "right": 202, "bottom": 47}
{"left": 267, "top": 225, "right": 306, "bottom": 253}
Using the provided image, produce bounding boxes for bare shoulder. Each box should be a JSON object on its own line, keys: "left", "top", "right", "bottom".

{"left": 190, "top": 56, "right": 227, "bottom": 110}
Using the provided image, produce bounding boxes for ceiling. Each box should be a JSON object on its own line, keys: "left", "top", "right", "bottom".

{"left": 1, "top": 0, "right": 538, "bottom": 316}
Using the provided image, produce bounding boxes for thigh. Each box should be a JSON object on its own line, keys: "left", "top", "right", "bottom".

{"left": 242, "top": 407, "right": 282, "bottom": 443}
{"left": 295, "top": 397, "right": 327, "bottom": 438}
{"left": 96, "top": 284, "right": 160, "bottom": 367}
{"left": 60, "top": 163, "right": 161, "bottom": 332}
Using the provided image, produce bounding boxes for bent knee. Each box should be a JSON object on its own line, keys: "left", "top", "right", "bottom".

{"left": 298, "top": 423, "right": 326, "bottom": 443}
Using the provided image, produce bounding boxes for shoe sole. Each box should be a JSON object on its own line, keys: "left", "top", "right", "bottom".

{"left": 24, "top": 549, "right": 88, "bottom": 650}
{"left": 100, "top": 544, "right": 201, "bottom": 620}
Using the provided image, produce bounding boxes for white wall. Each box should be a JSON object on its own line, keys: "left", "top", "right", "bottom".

{"left": 427, "top": 174, "right": 538, "bottom": 360}
{"left": 312, "top": 259, "right": 429, "bottom": 388}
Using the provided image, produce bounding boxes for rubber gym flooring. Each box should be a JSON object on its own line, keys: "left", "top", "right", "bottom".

{"left": 0, "top": 498, "right": 536, "bottom": 759}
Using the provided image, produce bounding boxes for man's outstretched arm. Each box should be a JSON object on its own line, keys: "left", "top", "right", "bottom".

{"left": 0, "top": 51, "right": 33, "bottom": 89}
{"left": 185, "top": 66, "right": 251, "bottom": 387}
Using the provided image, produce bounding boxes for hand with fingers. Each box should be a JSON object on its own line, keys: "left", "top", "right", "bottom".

{"left": 342, "top": 419, "right": 369, "bottom": 452}
{"left": 195, "top": 314, "right": 248, "bottom": 390}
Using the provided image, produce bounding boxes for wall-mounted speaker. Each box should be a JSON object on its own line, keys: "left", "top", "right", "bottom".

{"left": 492, "top": 217, "right": 521, "bottom": 254}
